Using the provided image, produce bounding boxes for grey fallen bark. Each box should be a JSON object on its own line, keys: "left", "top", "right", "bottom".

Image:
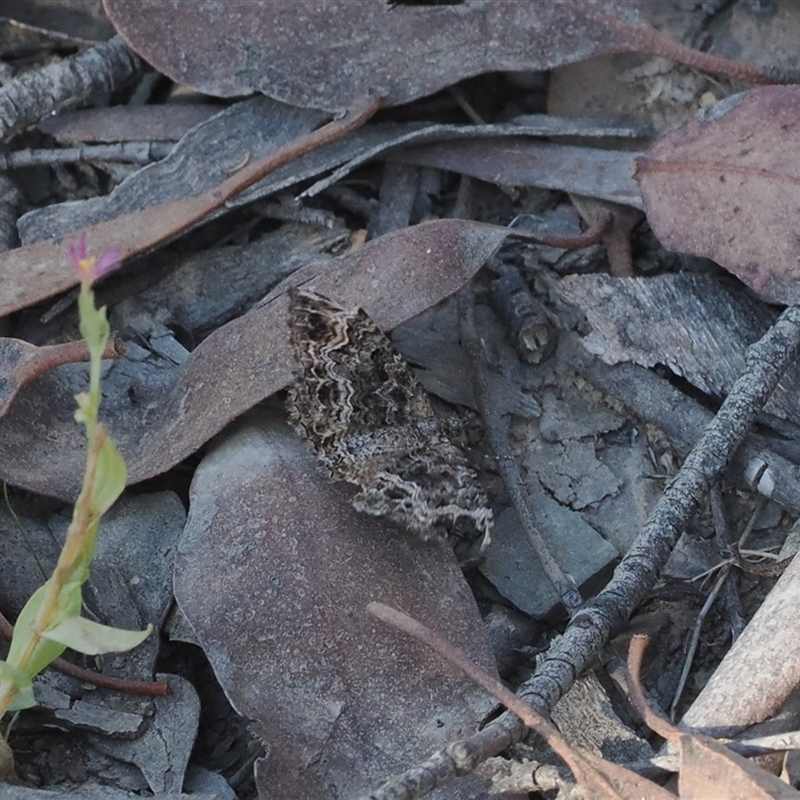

{"left": 458, "top": 287, "right": 582, "bottom": 612}
{"left": 0, "top": 35, "right": 141, "bottom": 143}
{"left": 365, "top": 304, "right": 800, "bottom": 800}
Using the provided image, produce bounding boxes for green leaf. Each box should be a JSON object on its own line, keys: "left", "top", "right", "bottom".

{"left": 0, "top": 661, "right": 34, "bottom": 710}
{"left": 41, "top": 616, "right": 152, "bottom": 656}
{"left": 78, "top": 288, "right": 109, "bottom": 357}
{"left": 0, "top": 661, "right": 36, "bottom": 711}
{"left": 8, "top": 686, "right": 36, "bottom": 711}
{"left": 89, "top": 435, "right": 127, "bottom": 519}
{"left": 6, "top": 584, "right": 77, "bottom": 678}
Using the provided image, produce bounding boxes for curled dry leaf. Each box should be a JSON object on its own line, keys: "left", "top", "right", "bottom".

{"left": 636, "top": 86, "right": 800, "bottom": 305}
{"left": 103, "top": 0, "right": 775, "bottom": 111}
{"left": 626, "top": 637, "right": 800, "bottom": 800}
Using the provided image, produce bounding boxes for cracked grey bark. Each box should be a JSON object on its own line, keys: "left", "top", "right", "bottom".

{"left": 0, "top": 35, "right": 141, "bottom": 143}
{"left": 366, "top": 304, "right": 800, "bottom": 800}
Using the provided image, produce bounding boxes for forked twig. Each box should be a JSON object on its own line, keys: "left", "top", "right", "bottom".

{"left": 367, "top": 603, "right": 674, "bottom": 800}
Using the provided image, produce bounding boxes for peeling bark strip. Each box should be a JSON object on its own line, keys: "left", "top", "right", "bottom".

{"left": 366, "top": 303, "right": 800, "bottom": 800}
{"left": 0, "top": 35, "right": 141, "bottom": 143}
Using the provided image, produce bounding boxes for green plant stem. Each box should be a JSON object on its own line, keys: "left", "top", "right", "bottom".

{"left": 30, "top": 426, "right": 105, "bottom": 635}
{"left": 0, "top": 683, "right": 15, "bottom": 719}
{"left": 0, "top": 425, "right": 106, "bottom": 713}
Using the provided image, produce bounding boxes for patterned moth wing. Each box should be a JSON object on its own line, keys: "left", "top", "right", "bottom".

{"left": 286, "top": 289, "right": 493, "bottom": 544}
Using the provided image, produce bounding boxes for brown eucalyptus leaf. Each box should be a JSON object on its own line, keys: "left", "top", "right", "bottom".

{"left": 102, "top": 0, "right": 772, "bottom": 112}
{"left": 176, "top": 414, "right": 496, "bottom": 799}
{"left": 0, "top": 219, "right": 509, "bottom": 500}
{"left": 636, "top": 86, "right": 800, "bottom": 305}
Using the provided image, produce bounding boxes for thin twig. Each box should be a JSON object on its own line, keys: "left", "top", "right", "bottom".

{"left": 709, "top": 486, "right": 746, "bottom": 641}
{"left": 367, "top": 603, "right": 670, "bottom": 800}
{"left": 507, "top": 213, "right": 612, "bottom": 250}
{"left": 366, "top": 604, "right": 593, "bottom": 794}
{"left": 620, "top": 15, "right": 799, "bottom": 85}
{"left": 669, "top": 567, "right": 729, "bottom": 721}
{"left": 0, "top": 142, "right": 174, "bottom": 169}
{"left": 668, "top": 491, "right": 763, "bottom": 717}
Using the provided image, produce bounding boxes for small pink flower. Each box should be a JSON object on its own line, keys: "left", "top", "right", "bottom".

{"left": 69, "top": 233, "right": 123, "bottom": 284}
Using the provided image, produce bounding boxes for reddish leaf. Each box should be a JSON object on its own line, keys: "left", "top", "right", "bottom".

{"left": 679, "top": 734, "right": 800, "bottom": 800}
{"left": 103, "top": 0, "right": 774, "bottom": 111}
{"left": 636, "top": 86, "right": 800, "bottom": 305}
